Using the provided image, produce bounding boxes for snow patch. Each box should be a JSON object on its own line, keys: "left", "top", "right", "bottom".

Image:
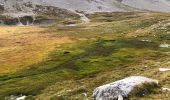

{"left": 5, "top": 95, "right": 27, "bottom": 100}
{"left": 74, "top": 11, "right": 90, "bottom": 23}
{"left": 159, "top": 43, "right": 170, "bottom": 48}
{"left": 65, "top": 24, "right": 77, "bottom": 27}
{"left": 141, "top": 39, "right": 152, "bottom": 42}
{"left": 159, "top": 68, "right": 170, "bottom": 72}
{"left": 16, "top": 96, "right": 26, "bottom": 100}
{"left": 93, "top": 76, "right": 158, "bottom": 100}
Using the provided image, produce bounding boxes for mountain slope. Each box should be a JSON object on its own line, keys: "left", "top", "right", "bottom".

{"left": 0, "top": 0, "right": 170, "bottom": 25}
{"left": 0, "top": 12, "right": 170, "bottom": 100}
{"left": 1, "top": 0, "right": 170, "bottom": 16}
{"left": 121, "top": 0, "right": 170, "bottom": 12}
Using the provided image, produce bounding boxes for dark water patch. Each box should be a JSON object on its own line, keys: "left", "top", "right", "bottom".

{"left": 34, "top": 19, "right": 55, "bottom": 25}
{"left": 3, "top": 18, "right": 18, "bottom": 25}
{"left": 20, "top": 16, "right": 34, "bottom": 25}
{"left": 0, "top": 15, "right": 55, "bottom": 26}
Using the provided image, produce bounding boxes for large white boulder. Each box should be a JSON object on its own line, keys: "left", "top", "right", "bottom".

{"left": 93, "top": 76, "right": 158, "bottom": 100}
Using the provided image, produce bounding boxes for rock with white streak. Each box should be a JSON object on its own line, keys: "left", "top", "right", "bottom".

{"left": 93, "top": 76, "right": 158, "bottom": 100}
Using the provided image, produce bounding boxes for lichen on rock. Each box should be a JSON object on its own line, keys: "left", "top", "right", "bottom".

{"left": 93, "top": 76, "right": 158, "bottom": 100}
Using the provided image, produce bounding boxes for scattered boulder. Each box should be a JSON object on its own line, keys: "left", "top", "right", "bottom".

{"left": 93, "top": 76, "right": 158, "bottom": 100}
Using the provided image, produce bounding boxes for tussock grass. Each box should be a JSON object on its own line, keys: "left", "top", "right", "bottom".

{"left": 129, "top": 82, "right": 160, "bottom": 97}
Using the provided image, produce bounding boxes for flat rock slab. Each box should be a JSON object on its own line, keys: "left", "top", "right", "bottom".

{"left": 93, "top": 76, "right": 158, "bottom": 100}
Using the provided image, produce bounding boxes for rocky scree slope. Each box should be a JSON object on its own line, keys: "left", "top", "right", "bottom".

{"left": 0, "top": 0, "right": 170, "bottom": 25}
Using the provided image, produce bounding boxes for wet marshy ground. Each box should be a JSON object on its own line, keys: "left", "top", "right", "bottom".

{"left": 0, "top": 12, "right": 169, "bottom": 100}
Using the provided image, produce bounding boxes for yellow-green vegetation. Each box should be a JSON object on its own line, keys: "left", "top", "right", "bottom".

{"left": 0, "top": 12, "right": 170, "bottom": 100}
{"left": 129, "top": 82, "right": 160, "bottom": 97}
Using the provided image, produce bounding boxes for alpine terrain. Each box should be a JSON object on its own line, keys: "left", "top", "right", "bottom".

{"left": 0, "top": 0, "right": 170, "bottom": 100}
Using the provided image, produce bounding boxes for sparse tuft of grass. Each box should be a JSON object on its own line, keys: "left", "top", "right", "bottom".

{"left": 129, "top": 82, "right": 160, "bottom": 97}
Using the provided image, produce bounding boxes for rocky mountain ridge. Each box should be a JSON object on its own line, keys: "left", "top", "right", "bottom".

{"left": 0, "top": 0, "right": 170, "bottom": 16}
{"left": 0, "top": 0, "right": 170, "bottom": 25}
